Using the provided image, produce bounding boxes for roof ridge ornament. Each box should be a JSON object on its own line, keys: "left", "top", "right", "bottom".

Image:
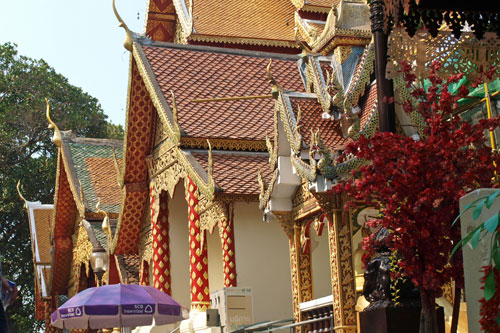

{"left": 96, "top": 200, "right": 112, "bottom": 237}
{"left": 266, "top": 59, "right": 279, "bottom": 98}
{"left": 294, "top": 29, "right": 313, "bottom": 56}
{"left": 46, "top": 99, "right": 62, "bottom": 147}
{"left": 16, "top": 180, "right": 28, "bottom": 209}
{"left": 112, "top": 0, "right": 133, "bottom": 52}
{"left": 112, "top": 147, "right": 124, "bottom": 188}
{"left": 170, "top": 91, "right": 182, "bottom": 142}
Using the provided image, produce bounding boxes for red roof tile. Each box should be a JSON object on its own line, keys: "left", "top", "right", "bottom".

{"left": 359, "top": 83, "right": 377, "bottom": 129}
{"left": 191, "top": 151, "right": 273, "bottom": 195}
{"left": 142, "top": 44, "right": 305, "bottom": 141}
{"left": 289, "top": 97, "right": 346, "bottom": 151}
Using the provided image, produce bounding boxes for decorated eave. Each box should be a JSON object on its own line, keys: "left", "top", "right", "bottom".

{"left": 17, "top": 191, "right": 53, "bottom": 319}
{"left": 171, "top": 0, "right": 299, "bottom": 50}
{"left": 295, "top": 0, "right": 372, "bottom": 54}
{"left": 381, "top": 0, "right": 500, "bottom": 40}
{"left": 112, "top": 39, "right": 305, "bottom": 254}
{"left": 259, "top": 42, "right": 378, "bottom": 213}
{"left": 291, "top": 0, "right": 336, "bottom": 13}
{"left": 46, "top": 123, "right": 124, "bottom": 294}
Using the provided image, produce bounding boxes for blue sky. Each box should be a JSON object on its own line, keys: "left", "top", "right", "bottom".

{"left": 0, "top": 0, "right": 146, "bottom": 126}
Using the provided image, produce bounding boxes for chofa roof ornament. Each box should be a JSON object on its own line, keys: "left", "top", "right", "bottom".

{"left": 46, "top": 99, "right": 62, "bottom": 148}
{"left": 266, "top": 59, "right": 280, "bottom": 99}
{"left": 112, "top": 0, "right": 133, "bottom": 52}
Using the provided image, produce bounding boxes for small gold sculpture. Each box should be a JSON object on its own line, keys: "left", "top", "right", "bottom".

{"left": 96, "top": 200, "right": 112, "bottom": 236}
{"left": 16, "top": 180, "right": 28, "bottom": 209}
{"left": 112, "top": 0, "right": 133, "bottom": 51}
{"left": 266, "top": 59, "right": 279, "bottom": 98}
{"left": 46, "top": 99, "right": 62, "bottom": 147}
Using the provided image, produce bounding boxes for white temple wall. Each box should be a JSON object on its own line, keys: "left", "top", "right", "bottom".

{"left": 232, "top": 201, "right": 293, "bottom": 323}
{"left": 168, "top": 182, "right": 191, "bottom": 309}
{"left": 310, "top": 230, "right": 332, "bottom": 299}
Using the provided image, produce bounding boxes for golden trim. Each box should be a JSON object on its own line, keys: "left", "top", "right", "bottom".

{"left": 277, "top": 92, "right": 302, "bottom": 154}
{"left": 189, "top": 34, "right": 299, "bottom": 49}
{"left": 258, "top": 168, "right": 279, "bottom": 210}
{"left": 112, "top": 0, "right": 133, "bottom": 52}
{"left": 46, "top": 99, "right": 62, "bottom": 148}
{"left": 180, "top": 137, "right": 267, "bottom": 151}
{"left": 133, "top": 43, "right": 181, "bottom": 145}
{"left": 173, "top": 0, "right": 193, "bottom": 36}
{"left": 112, "top": 147, "right": 124, "bottom": 188}
{"left": 57, "top": 143, "right": 86, "bottom": 217}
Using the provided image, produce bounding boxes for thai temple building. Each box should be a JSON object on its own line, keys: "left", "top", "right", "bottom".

{"left": 22, "top": 0, "right": 481, "bottom": 332}
{"left": 20, "top": 117, "right": 141, "bottom": 331}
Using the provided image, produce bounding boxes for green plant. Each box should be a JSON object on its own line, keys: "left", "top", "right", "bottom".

{"left": 452, "top": 190, "right": 500, "bottom": 330}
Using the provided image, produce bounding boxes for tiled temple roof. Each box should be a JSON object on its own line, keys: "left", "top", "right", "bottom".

{"left": 61, "top": 134, "right": 123, "bottom": 214}
{"left": 190, "top": 0, "right": 297, "bottom": 45}
{"left": 191, "top": 151, "right": 273, "bottom": 195}
{"left": 140, "top": 43, "right": 305, "bottom": 141}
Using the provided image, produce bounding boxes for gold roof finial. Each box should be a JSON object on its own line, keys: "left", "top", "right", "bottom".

{"left": 112, "top": 0, "right": 133, "bottom": 52}
{"left": 112, "top": 147, "right": 124, "bottom": 188}
{"left": 96, "top": 200, "right": 112, "bottom": 236}
{"left": 16, "top": 180, "right": 28, "bottom": 209}
{"left": 294, "top": 29, "right": 313, "bottom": 56}
{"left": 266, "top": 59, "right": 279, "bottom": 98}
{"left": 170, "top": 91, "right": 181, "bottom": 141}
{"left": 46, "top": 99, "right": 62, "bottom": 147}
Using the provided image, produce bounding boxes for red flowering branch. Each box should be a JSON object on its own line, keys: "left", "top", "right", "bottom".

{"left": 335, "top": 61, "right": 500, "bottom": 331}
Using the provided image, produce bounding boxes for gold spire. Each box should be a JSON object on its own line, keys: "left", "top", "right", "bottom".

{"left": 112, "top": 0, "right": 133, "bottom": 52}
{"left": 266, "top": 59, "right": 279, "bottom": 98}
{"left": 16, "top": 180, "right": 28, "bottom": 209}
{"left": 46, "top": 99, "right": 62, "bottom": 147}
{"left": 112, "top": 147, "right": 124, "bottom": 188}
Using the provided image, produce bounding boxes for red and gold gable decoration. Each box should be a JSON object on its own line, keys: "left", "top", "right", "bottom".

{"left": 51, "top": 152, "right": 77, "bottom": 295}
{"left": 146, "top": 0, "right": 177, "bottom": 42}
{"left": 112, "top": 59, "right": 153, "bottom": 254}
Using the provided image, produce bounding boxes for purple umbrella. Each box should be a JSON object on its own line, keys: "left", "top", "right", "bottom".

{"left": 51, "top": 284, "right": 188, "bottom": 330}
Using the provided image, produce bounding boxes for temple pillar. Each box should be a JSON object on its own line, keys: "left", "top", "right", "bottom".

{"left": 289, "top": 222, "right": 313, "bottom": 324}
{"left": 45, "top": 296, "right": 61, "bottom": 333}
{"left": 186, "top": 176, "right": 210, "bottom": 311}
{"left": 370, "top": 0, "right": 396, "bottom": 133}
{"left": 312, "top": 193, "right": 357, "bottom": 333}
{"left": 219, "top": 203, "right": 237, "bottom": 287}
{"left": 151, "top": 187, "right": 171, "bottom": 294}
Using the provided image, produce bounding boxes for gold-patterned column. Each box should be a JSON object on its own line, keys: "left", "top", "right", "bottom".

{"left": 289, "top": 223, "right": 313, "bottom": 324}
{"left": 219, "top": 203, "right": 237, "bottom": 287}
{"left": 46, "top": 296, "right": 62, "bottom": 333}
{"left": 323, "top": 194, "right": 357, "bottom": 333}
{"left": 151, "top": 188, "right": 171, "bottom": 295}
{"left": 186, "top": 176, "right": 210, "bottom": 310}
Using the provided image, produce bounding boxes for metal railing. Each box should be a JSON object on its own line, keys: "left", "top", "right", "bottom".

{"left": 232, "top": 314, "right": 334, "bottom": 333}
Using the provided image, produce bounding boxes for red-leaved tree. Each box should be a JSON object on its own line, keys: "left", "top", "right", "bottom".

{"left": 335, "top": 61, "right": 500, "bottom": 332}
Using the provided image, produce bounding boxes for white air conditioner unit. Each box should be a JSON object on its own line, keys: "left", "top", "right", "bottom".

{"left": 210, "top": 287, "right": 253, "bottom": 333}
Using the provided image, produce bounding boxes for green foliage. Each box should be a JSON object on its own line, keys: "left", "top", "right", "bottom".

{"left": 0, "top": 42, "right": 123, "bottom": 331}
{"left": 452, "top": 190, "right": 500, "bottom": 327}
